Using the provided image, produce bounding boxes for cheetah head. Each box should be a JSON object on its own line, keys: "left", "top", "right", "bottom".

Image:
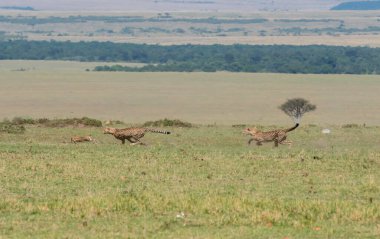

{"left": 103, "top": 127, "right": 116, "bottom": 134}
{"left": 243, "top": 127, "right": 258, "bottom": 135}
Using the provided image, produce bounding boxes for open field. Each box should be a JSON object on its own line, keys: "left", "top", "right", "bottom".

{"left": 2, "top": 10, "right": 380, "bottom": 46}
{"left": 1, "top": 60, "right": 380, "bottom": 125}
{"left": 1, "top": 60, "right": 380, "bottom": 237}
{"left": 0, "top": 124, "right": 379, "bottom": 238}
{"left": 27, "top": 34, "right": 380, "bottom": 47}
{"left": 2, "top": 4, "right": 380, "bottom": 238}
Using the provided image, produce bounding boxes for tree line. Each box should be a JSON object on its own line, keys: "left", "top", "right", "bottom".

{"left": 1, "top": 40, "right": 380, "bottom": 74}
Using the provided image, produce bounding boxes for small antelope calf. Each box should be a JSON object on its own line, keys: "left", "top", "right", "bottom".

{"left": 70, "top": 135, "right": 94, "bottom": 144}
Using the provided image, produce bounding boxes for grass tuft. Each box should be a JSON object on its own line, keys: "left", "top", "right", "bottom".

{"left": 143, "top": 118, "right": 192, "bottom": 128}
{"left": 341, "top": 123, "right": 360, "bottom": 128}
{"left": 0, "top": 121, "right": 26, "bottom": 134}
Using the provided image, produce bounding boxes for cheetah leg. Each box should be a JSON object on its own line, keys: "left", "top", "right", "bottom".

{"left": 280, "top": 140, "right": 293, "bottom": 148}
{"left": 280, "top": 140, "right": 292, "bottom": 145}
{"left": 126, "top": 138, "right": 137, "bottom": 145}
{"left": 256, "top": 141, "right": 263, "bottom": 146}
{"left": 248, "top": 138, "right": 255, "bottom": 145}
{"left": 132, "top": 137, "right": 146, "bottom": 146}
{"left": 278, "top": 134, "right": 292, "bottom": 147}
{"left": 121, "top": 139, "right": 126, "bottom": 144}
{"left": 274, "top": 140, "right": 279, "bottom": 147}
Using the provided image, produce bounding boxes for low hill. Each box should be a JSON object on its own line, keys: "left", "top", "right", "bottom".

{"left": 331, "top": 1, "right": 380, "bottom": 10}
{"left": 0, "top": 6, "right": 35, "bottom": 11}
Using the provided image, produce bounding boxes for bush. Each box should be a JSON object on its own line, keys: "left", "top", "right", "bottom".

{"left": 232, "top": 124, "right": 247, "bottom": 128}
{"left": 41, "top": 119, "right": 70, "bottom": 127}
{"left": 0, "top": 122, "right": 25, "bottom": 134}
{"left": 143, "top": 118, "right": 192, "bottom": 128}
{"left": 12, "top": 117, "right": 36, "bottom": 125}
{"left": 42, "top": 117, "right": 102, "bottom": 128}
{"left": 80, "top": 117, "right": 103, "bottom": 127}
{"left": 6, "top": 116, "right": 102, "bottom": 128}
{"left": 342, "top": 123, "right": 360, "bottom": 128}
{"left": 36, "top": 118, "right": 49, "bottom": 124}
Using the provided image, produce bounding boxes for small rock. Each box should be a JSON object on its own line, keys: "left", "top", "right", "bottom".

{"left": 322, "top": 129, "right": 331, "bottom": 134}
{"left": 176, "top": 212, "right": 185, "bottom": 219}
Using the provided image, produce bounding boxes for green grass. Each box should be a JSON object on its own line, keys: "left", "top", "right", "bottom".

{"left": 0, "top": 124, "right": 379, "bottom": 238}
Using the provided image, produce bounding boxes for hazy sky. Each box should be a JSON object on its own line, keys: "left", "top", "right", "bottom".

{"left": 0, "top": 0, "right": 344, "bottom": 11}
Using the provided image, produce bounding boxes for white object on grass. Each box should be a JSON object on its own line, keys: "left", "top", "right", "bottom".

{"left": 322, "top": 129, "right": 331, "bottom": 134}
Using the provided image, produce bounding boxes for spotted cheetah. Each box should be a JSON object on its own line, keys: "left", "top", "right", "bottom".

{"left": 243, "top": 123, "right": 299, "bottom": 147}
{"left": 103, "top": 127, "right": 170, "bottom": 145}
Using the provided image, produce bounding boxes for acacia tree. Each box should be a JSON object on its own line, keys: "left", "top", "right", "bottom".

{"left": 279, "top": 98, "right": 316, "bottom": 123}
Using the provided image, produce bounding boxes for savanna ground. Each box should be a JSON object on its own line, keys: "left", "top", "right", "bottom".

{"left": 1, "top": 60, "right": 380, "bottom": 125}
{"left": 0, "top": 60, "right": 380, "bottom": 238}
{"left": 0, "top": 124, "right": 379, "bottom": 238}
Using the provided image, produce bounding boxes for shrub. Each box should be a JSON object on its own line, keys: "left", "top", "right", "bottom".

{"left": 42, "top": 117, "right": 102, "bottom": 127}
{"left": 232, "top": 124, "right": 247, "bottom": 128}
{"left": 0, "top": 122, "right": 25, "bottom": 134}
{"left": 7, "top": 117, "right": 103, "bottom": 127}
{"left": 12, "top": 117, "right": 36, "bottom": 125}
{"left": 80, "top": 117, "right": 103, "bottom": 127}
{"left": 37, "top": 118, "right": 49, "bottom": 124}
{"left": 342, "top": 123, "right": 360, "bottom": 128}
{"left": 143, "top": 118, "right": 192, "bottom": 128}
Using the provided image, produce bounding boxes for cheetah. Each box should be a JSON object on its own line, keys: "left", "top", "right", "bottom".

{"left": 243, "top": 123, "right": 299, "bottom": 147}
{"left": 103, "top": 127, "right": 170, "bottom": 145}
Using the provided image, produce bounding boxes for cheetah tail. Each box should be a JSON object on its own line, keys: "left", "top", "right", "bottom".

{"left": 146, "top": 128, "right": 171, "bottom": 135}
{"left": 285, "top": 123, "right": 299, "bottom": 133}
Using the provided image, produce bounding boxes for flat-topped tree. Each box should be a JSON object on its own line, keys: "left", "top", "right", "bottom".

{"left": 279, "top": 98, "right": 316, "bottom": 124}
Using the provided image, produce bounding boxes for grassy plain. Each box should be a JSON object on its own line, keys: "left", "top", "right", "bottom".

{"left": 1, "top": 60, "right": 380, "bottom": 237}
{"left": 0, "top": 124, "right": 379, "bottom": 238}
{"left": 2, "top": 10, "right": 380, "bottom": 46}
{"left": 1, "top": 8, "right": 380, "bottom": 238}
{"left": 1, "top": 60, "right": 380, "bottom": 125}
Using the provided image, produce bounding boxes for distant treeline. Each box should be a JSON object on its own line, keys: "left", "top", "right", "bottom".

{"left": 1, "top": 40, "right": 380, "bottom": 74}
{"left": 0, "top": 6, "right": 35, "bottom": 11}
